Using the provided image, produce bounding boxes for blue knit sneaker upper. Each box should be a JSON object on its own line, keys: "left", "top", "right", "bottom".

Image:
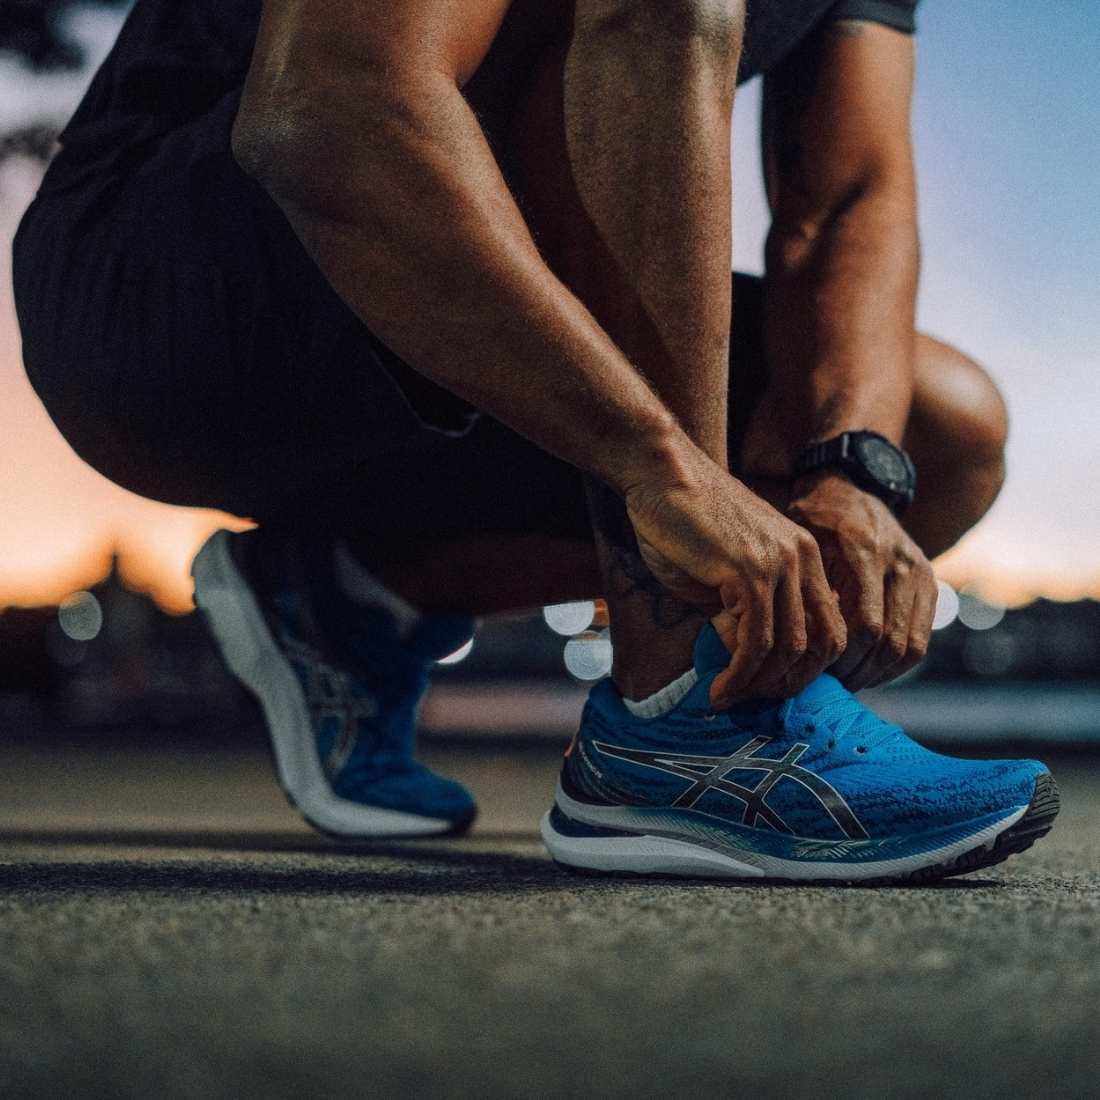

{"left": 242, "top": 531, "right": 477, "bottom": 828}
{"left": 566, "top": 623, "right": 1046, "bottom": 843}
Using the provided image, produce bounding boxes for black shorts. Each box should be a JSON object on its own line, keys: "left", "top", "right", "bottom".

{"left": 13, "top": 89, "right": 767, "bottom": 557}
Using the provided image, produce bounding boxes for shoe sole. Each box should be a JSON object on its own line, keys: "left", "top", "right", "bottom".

{"left": 541, "top": 772, "right": 1059, "bottom": 885}
{"left": 191, "top": 530, "right": 471, "bottom": 840}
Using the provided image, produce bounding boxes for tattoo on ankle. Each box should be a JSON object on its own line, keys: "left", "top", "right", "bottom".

{"left": 584, "top": 478, "right": 703, "bottom": 630}
{"left": 608, "top": 547, "right": 704, "bottom": 629}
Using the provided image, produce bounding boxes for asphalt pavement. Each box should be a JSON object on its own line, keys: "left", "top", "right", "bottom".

{"left": 1, "top": 732, "right": 1098, "bottom": 1098}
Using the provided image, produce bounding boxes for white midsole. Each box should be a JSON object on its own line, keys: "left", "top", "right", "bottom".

{"left": 542, "top": 780, "right": 1029, "bottom": 881}
{"left": 190, "top": 530, "right": 452, "bottom": 838}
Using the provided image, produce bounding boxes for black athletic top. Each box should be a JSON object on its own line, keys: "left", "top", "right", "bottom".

{"left": 740, "top": 0, "right": 917, "bottom": 82}
{"left": 49, "top": 0, "right": 919, "bottom": 186}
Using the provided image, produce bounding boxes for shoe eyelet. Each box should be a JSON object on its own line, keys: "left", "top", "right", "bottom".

{"left": 856, "top": 746, "right": 867, "bottom": 754}
{"left": 804, "top": 722, "right": 816, "bottom": 734}
{"left": 827, "top": 739, "right": 836, "bottom": 749}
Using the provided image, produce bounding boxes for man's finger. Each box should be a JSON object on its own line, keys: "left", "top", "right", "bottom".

{"left": 909, "top": 572, "right": 937, "bottom": 659}
{"left": 799, "top": 545, "right": 848, "bottom": 667}
{"left": 782, "top": 603, "right": 847, "bottom": 698}
{"left": 847, "top": 568, "right": 914, "bottom": 692}
{"left": 745, "top": 570, "right": 810, "bottom": 699}
{"left": 763, "top": 552, "right": 845, "bottom": 699}
{"left": 866, "top": 570, "right": 936, "bottom": 689}
{"left": 831, "top": 547, "right": 885, "bottom": 683}
{"left": 710, "top": 579, "right": 776, "bottom": 707}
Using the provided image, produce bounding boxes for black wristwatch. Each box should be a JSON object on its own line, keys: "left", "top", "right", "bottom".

{"left": 794, "top": 430, "right": 917, "bottom": 515}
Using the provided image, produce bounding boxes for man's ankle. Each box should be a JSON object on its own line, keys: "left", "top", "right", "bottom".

{"left": 618, "top": 666, "right": 699, "bottom": 718}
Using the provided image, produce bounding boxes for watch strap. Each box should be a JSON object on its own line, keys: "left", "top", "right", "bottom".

{"left": 794, "top": 435, "right": 848, "bottom": 477}
{"left": 794, "top": 431, "right": 915, "bottom": 515}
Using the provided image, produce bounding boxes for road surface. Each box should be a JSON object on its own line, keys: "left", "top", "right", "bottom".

{"left": 1, "top": 733, "right": 1098, "bottom": 1098}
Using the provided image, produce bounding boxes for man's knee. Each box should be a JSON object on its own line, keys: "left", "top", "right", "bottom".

{"left": 575, "top": 0, "right": 746, "bottom": 58}
{"left": 911, "top": 334, "right": 1009, "bottom": 470}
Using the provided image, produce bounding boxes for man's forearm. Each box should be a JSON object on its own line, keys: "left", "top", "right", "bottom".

{"left": 564, "top": 3, "right": 739, "bottom": 467}
{"left": 232, "top": 69, "right": 690, "bottom": 496}
{"left": 760, "top": 182, "right": 919, "bottom": 468}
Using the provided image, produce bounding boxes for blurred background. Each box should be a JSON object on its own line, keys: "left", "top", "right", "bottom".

{"left": 1, "top": 0, "right": 1098, "bottom": 746}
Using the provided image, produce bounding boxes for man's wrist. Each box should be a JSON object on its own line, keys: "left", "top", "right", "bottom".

{"left": 789, "top": 466, "right": 908, "bottom": 523}
{"left": 790, "top": 467, "right": 863, "bottom": 500}
{"left": 602, "top": 413, "right": 697, "bottom": 499}
{"left": 794, "top": 430, "right": 917, "bottom": 515}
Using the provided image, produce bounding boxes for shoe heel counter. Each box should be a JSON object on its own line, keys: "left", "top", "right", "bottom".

{"left": 561, "top": 696, "right": 619, "bottom": 806}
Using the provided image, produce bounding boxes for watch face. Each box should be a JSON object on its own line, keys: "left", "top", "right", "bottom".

{"left": 856, "top": 435, "right": 911, "bottom": 487}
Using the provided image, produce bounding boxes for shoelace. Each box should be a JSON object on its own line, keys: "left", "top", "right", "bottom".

{"left": 780, "top": 691, "right": 901, "bottom": 755}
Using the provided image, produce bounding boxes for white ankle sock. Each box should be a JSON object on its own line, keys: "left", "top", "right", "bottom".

{"left": 621, "top": 667, "right": 699, "bottom": 719}
{"left": 333, "top": 540, "right": 420, "bottom": 637}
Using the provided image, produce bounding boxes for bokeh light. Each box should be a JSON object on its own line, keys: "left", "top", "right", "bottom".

{"left": 57, "top": 590, "right": 102, "bottom": 641}
{"left": 436, "top": 637, "right": 474, "bottom": 666}
{"left": 563, "top": 630, "right": 613, "bottom": 681}
{"left": 963, "top": 631, "right": 1017, "bottom": 677}
{"left": 957, "top": 592, "right": 1006, "bottom": 631}
{"left": 931, "top": 580, "right": 959, "bottom": 630}
{"left": 543, "top": 601, "right": 596, "bottom": 637}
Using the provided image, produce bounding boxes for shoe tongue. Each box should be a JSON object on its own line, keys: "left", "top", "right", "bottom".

{"left": 687, "top": 623, "right": 780, "bottom": 721}
{"left": 692, "top": 622, "right": 734, "bottom": 676}
{"left": 692, "top": 624, "right": 850, "bottom": 710}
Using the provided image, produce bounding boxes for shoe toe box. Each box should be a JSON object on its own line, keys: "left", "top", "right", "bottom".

{"left": 831, "top": 750, "right": 1049, "bottom": 838}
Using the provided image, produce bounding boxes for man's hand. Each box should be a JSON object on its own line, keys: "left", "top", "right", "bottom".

{"left": 787, "top": 472, "right": 936, "bottom": 690}
{"left": 623, "top": 448, "right": 847, "bottom": 706}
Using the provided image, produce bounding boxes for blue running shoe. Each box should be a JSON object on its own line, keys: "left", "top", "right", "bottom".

{"left": 543, "top": 624, "right": 1059, "bottom": 883}
{"left": 191, "top": 528, "right": 477, "bottom": 838}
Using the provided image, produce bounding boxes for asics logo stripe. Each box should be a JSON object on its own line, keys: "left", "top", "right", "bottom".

{"left": 592, "top": 737, "right": 869, "bottom": 840}
{"left": 281, "top": 634, "right": 377, "bottom": 780}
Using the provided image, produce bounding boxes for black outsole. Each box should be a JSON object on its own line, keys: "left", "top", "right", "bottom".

{"left": 553, "top": 772, "right": 1061, "bottom": 887}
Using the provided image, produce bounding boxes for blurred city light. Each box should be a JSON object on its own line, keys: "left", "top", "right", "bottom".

{"left": 436, "top": 637, "right": 474, "bottom": 666}
{"left": 57, "top": 590, "right": 102, "bottom": 641}
{"left": 563, "top": 630, "right": 613, "bottom": 681}
{"left": 957, "top": 591, "right": 1006, "bottom": 631}
{"left": 44, "top": 622, "right": 87, "bottom": 667}
{"left": 963, "top": 630, "right": 1017, "bottom": 677}
{"left": 543, "top": 601, "right": 596, "bottom": 637}
{"left": 932, "top": 580, "right": 959, "bottom": 630}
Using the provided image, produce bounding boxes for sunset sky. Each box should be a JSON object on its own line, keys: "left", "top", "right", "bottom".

{"left": 1, "top": 1, "right": 1098, "bottom": 612}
